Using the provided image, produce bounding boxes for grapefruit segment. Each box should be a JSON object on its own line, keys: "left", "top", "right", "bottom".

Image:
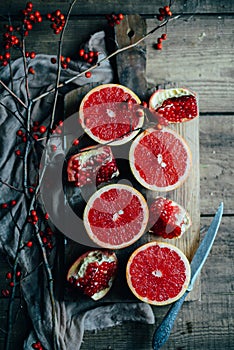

{"left": 149, "top": 88, "right": 199, "bottom": 123}
{"left": 83, "top": 184, "right": 149, "bottom": 249}
{"left": 126, "top": 241, "right": 191, "bottom": 305}
{"left": 129, "top": 127, "right": 192, "bottom": 191}
{"left": 149, "top": 197, "right": 192, "bottom": 239}
{"left": 79, "top": 84, "right": 143, "bottom": 145}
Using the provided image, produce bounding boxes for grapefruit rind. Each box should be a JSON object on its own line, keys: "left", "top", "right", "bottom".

{"left": 129, "top": 127, "right": 192, "bottom": 192}
{"left": 83, "top": 184, "right": 149, "bottom": 249}
{"left": 149, "top": 87, "right": 199, "bottom": 123}
{"left": 126, "top": 241, "right": 191, "bottom": 306}
{"left": 79, "top": 83, "right": 143, "bottom": 146}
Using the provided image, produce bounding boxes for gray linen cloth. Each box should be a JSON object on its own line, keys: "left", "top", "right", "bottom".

{"left": 0, "top": 31, "right": 154, "bottom": 350}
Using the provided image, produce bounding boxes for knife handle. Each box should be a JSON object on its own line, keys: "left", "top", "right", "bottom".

{"left": 152, "top": 290, "right": 189, "bottom": 350}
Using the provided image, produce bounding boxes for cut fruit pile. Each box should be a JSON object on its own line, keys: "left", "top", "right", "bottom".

{"left": 126, "top": 242, "right": 191, "bottom": 305}
{"left": 66, "top": 84, "right": 198, "bottom": 303}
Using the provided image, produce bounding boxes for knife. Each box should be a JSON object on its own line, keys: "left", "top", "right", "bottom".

{"left": 152, "top": 202, "right": 224, "bottom": 350}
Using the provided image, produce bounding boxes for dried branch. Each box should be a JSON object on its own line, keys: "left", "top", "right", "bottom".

{"left": 0, "top": 79, "right": 27, "bottom": 109}
{"left": 32, "top": 15, "right": 180, "bottom": 103}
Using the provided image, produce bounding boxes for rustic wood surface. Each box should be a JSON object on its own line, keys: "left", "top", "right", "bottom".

{"left": 0, "top": 1, "right": 233, "bottom": 349}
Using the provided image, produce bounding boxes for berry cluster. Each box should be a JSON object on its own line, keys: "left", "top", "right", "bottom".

{"left": 31, "top": 121, "right": 47, "bottom": 140}
{"left": 105, "top": 13, "right": 124, "bottom": 26}
{"left": 32, "top": 340, "right": 44, "bottom": 349}
{"left": 157, "top": 5, "right": 172, "bottom": 21}
{"left": 0, "top": 2, "right": 42, "bottom": 66}
{"left": 46, "top": 9, "right": 66, "bottom": 35}
{"left": 154, "top": 33, "right": 167, "bottom": 50}
{"left": 21, "top": 2, "right": 42, "bottom": 34}
{"left": 1, "top": 269, "right": 21, "bottom": 297}
{"left": 1, "top": 200, "right": 17, "bottom": 209}
{"left": 39, "top": 225, "right": 54, "bottom": 251}
{"left": 79, "top": 49, "right": 99, "bottom": 65}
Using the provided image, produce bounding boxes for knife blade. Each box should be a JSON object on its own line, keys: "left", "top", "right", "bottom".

{"left": 152, "top": 202, "right": 224, "bottom": 350}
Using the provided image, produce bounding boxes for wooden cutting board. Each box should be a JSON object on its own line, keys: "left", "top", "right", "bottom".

{"left": 61, "top": 15, "right": 200, "bottom": 304}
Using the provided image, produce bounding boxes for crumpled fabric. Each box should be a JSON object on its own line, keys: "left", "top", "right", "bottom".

{"left": 0, "top": 31, "right": 154, "bottom": 350}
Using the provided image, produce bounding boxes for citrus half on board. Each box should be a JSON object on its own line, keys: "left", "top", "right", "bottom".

{"left": 79, "top": 84, "right": 143, "bottom": 145}
{"left": 83, "top": 184, "right": 149, "bottom": 249}
{"left": 149, "top": 88, "right": 199, "bottom": 123}
{"left": 148, "top": 197, "right": 192, "bottom": 239}
{"left": 126, "top": 241, "right": 191, "bottom": 305}
{"left": 129, "top": 127, "right": 192, "bottom": 191}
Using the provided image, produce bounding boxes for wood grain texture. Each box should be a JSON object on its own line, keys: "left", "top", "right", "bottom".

{"left": 1, "top": 0, "right": 234, "bottom": 16}
{"left": 146, "top": 16, "right": 234, "bottom": 113}
{"left": 200, "top": 115, "right": 234, "bottom": 215}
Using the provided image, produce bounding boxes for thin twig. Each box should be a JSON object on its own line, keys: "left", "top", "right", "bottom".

{"left": 0, "top": 178, "right": 23, "bottom": 193}
{"left": 0, "top": 80, "right": 27, "bottom": 109}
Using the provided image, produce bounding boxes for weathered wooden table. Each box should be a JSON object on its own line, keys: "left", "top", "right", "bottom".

{"left": 0, "top": 1, "right": 233, "bottom": 349}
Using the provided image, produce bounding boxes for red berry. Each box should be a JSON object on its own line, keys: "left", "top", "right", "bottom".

{"left": 85, "top": 71, "right": 92, "bottom": 78}
{"left": 44, "top": 213, "right": 49, "bottom": 220}
{"left": 30, "top": 51, "right": 36, "bottom": 59}
{"left": 161, "top": 33, "right": 167, "bottom": 40}
{"left": 159, "top": 8, "right": 166, "bottom": 15}
{"left": 79, "top": 49, "right": 85, "bottom": 57}
{"left": 83, "top": 53, "right": 89, "bottom": 61}
{"left": 2, "top": 60, "right": 8, "bottom": 67}
{"left": 16, "top": 271, "right": 21, "bottom": 278}
{"left": 73, "top": 138, "right": 79, "bottom": 146}
{"left": 31, "top": 210, "right": 37, "bottom": 216}
{"left": 39, "top": 125, "right": 47, "bottom": 133}
{"left": 28, "top": 67, "right": 35, "bottom": 74}
{"left": 26, "top": 241, "right": 33, "bottom": 247}
{"left": 155, "top": 43, "right": 163, "bottom": 50}
{"left": 164, "top": 5, "right": 170, "bottom": 13}
{"left": 34, "top": 10, "right": 41, "bottom": 17}
{"left": 51, "top": 145, "right": 57, "bottom": 152}
{"left": 118, "top": 13, "right": 124, "bottom": 20}
{"left": 157, "top": 14, "right": 164, "bottom": 21}
{"left": 6, "top": 272, "right": 12, "bottom": 279}
{"left": 157, "top": 38, "right": 163, "bottom": 44}
{"left": 16, "top": 129, "right": 23, "bottom": 136}
{"left": 1, "top": 203, "right": 8, "bottom": 209}
{"left": 9, "top": 281, "right": 14, "bottom": 287}
{"left": 11, "top": 200, "right": 17, "bottom": 206}
{"left": 51, "top": 57, "right": 56, "bottom": 64}
{"left": 4, "top": 52, "right": 11, "bottom": 60}
{"left": 15, "top": 149, "right": 21, "bottom": 156}
{"left": 66, "top": 56, "right": 71, "bottom": 63}
{"left": 29, "top": 187, "right": 34, "bottom": 193}
{"left": 88, "top": 51, "right": 94, "bottom": 58}
{"left": 61, "top": 62, "right": 68, "bottom": 69}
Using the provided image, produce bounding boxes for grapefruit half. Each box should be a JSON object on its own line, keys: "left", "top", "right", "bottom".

{"left": 79, "top": 84, "right": 143, "bottom": 145}
{"left": 129, "top": 127, "right": 192, "bottom": 191}
{"left": 149, "top": 88, "right": 199, "bottom": 123}
{"left": 126, "top": 241, "right": 191, "bottom": 305}
{"left": 83, "top": 184, "right": 149, "bottom": 249}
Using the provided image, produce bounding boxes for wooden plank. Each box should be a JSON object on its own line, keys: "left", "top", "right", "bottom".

{"left": 200, "top": 115, "right": 234, "bottom": 215}
{"left": 1, "top": 0, "right": 234, "bottom": 16}
{"left": 146, "top": 16, "right": 234, "bottom": 113}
